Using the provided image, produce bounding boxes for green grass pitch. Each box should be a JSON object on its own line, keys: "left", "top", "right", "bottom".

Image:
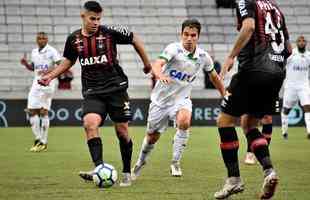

{"left": 0, "top": 127, "right": 309, "bottom": 200}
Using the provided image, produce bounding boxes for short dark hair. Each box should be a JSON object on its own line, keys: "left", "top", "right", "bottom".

{"left": 37, "top": 32, "right": 47, "bottom": 37}
{"left": 83, "top": 1, "right": 102, "bottom": 13}
{"left": 182, "top": 19, "right": 201, "bottom": 35}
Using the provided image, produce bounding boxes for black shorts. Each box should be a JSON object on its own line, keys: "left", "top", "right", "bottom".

{"left": 221, "top": 71, "right": 284, "bottom": 118}
{"left": 82, "top": 90, "right": 132, "bottom": 123}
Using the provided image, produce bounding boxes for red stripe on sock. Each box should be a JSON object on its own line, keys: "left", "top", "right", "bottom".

{"left": 250, "top": 138, "right": 268, "bottom": 152}
{"left": 220, "top": 141, "right": 239, "bottom": 150}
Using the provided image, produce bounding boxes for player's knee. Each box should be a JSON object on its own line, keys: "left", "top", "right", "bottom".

{"left": 83, "top": 114, "right": 101, "bottom": 133}
{"left": 147, "top": 133, "right": 160, "bottom": 144}
{"left": 262, "top": 115, "right": 272, "bottom": 124}
{"left": 39, "top": 109, "right": 49, "bottom": 116}
{"left": 177, "top": 120, "right": 190, "bottom": 130}
{"left": 303, "top": 105, "right": 310, "bottom": 112}
{"left": 217, "top": 113, "right": 235, "bottom": 127}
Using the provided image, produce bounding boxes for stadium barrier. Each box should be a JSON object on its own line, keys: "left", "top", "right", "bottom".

{"left": 0, "top": 99, "right": 305, "bottom": 127}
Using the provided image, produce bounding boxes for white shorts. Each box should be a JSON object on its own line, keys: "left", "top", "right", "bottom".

{"left": 283, "top": 86, "right": 310, "bottom": 108}
{"left": 27, "top": 87, "right": 54, "bottom": 110}
{"left": 146, "top": 98, "right": 192, "bottom": 134}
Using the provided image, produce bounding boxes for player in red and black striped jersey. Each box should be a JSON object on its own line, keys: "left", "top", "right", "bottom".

{"left": 215, "top": 0, "right": 292, "bottom": 199}
{"left": 39, "top": 1, "right": 152, "bottom": 187}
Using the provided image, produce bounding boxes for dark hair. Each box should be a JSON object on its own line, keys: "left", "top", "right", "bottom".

{"left": 182, "top": 19, "right": 201, "bottom": 35}
{"left": 84, "top": 1, "right": 102, "bottom": 13}
{"left": 37, "top": 32, "right": 47, "bottom": 37}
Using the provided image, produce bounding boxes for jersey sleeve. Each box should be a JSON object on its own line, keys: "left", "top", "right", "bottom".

{"left": 63, "top": 35, "right": 78, "bottom": 63}
{"left": 106, "top": 25, "right": 133, "bottom": 44}
{"left": 51, "top": 47, "right": 62, "bottom": 63}
{"left": 236, "top": 0, "right": 255, "bottom": 30}
{"left": 158, "top": 43, "right": 178, "bottom": 62}
{"left": 203, "top": 53, "right": 215, "bottom": 73}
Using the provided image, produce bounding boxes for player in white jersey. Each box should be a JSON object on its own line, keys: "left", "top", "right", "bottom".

{"left": 20, "top": 32, "right": 61, "bottom": 152}
{"left": 281, "top": 35, "right": 310, "bottom": 139}
{"left": 132, "top": 19, "right": 225, "bottom": 179}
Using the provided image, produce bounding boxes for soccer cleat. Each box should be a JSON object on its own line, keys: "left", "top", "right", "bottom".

{"left": 282, "top": 132, "right": 288, "bottom": 140}
{"left": 214, "top": 177, "right": 245, "bottom": 199}
{"left": 119, "top": 173, "right": 132, "bottom": 187}
{"left": 35, "top": 143, "right": 48, "bottom": 152}
{"left": 170, "top": 162, "right": 182, "bottom": 177}
{"left": 79, "top": 170, "right": 94, "bottom": 182}
{"left": 260, "top": 170, "right": 279, "bottom": 199}
{"left": 131, "top": 161, "right": 146, "bottom": 181}
{"left": 244, "top": 152, "right": 256, "bottom": 165}
{"left": 29, "top": 140, "right": 40, "bottom": 152}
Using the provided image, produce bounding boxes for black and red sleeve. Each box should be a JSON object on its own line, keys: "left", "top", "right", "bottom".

{"left": 105, "top": 25, "right": 134, "bottom": 44}
{"left": 236, "top": 0, "right": 255, "bottom": 30}
{"left": 63, "top": 34, "right": 79, "bottom": 63}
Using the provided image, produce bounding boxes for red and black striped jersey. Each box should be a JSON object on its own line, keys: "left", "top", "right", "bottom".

{"left": 236, "top": 0, "right": 290, "bottom": 74}
{"left": 63, "top": 25, "right": 133, "bottom": 96}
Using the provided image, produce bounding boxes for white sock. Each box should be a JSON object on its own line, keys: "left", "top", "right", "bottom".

{"left": 40, "top": 115, "right": 50, "bottom": 144}
{"left": 172, "top": 129, "right": 189, "bottom": 164}
{"left": 29, "top": 115, "right": 41, "bottom": 141}
{"left": 304, "top": 112, "right": 310, "bottom": 133}
{"left": 281, "top": 112, "right": 289, "bottom": 135}
{"left": 136, "top": 136, "right": 154, "bottom": 166}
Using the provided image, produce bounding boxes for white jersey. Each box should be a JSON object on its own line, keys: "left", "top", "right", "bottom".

{"left": 284, "top": 48, "right": 310, "bottom": 88}
{"left": 30, "top": 44, "right": 61, "bottom": 92}
{"left": 151, "top": 42, "right": 214, "bottom": 106}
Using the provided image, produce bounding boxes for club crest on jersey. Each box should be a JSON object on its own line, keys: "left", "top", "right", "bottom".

{"left": 169, "top": 69, "right": 195, "bottom": 82}
{"left": 80, "top": 55, "right": 108, "bottom": 66}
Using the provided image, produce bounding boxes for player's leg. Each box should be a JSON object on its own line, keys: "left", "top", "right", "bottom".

{"left": 132, "top": 102, "right": 168, "bottom": 180}
{"left": 114, "top": 122, "right": 133, "bottom": 186}
{"left": 215, "top": 112, "right": 244, "bottom": 199}
{"left": 241, "top": 115, "right": 256, "bottom": 165}
{"left": 261, "top": 115, "right": 273, "bottom": 145}
{"left": 27, "top": 109, "right": 41, "bottom": 152}
{"left": 214, "top": 73, "right": 244, "bottom": 199}
{"left": 281, "top": 88, "right": 297, "bottom": 139}
{"left": 79, "top": 96, "right": 106, "bottom": 182}
{"left": 35, "top": 108, "right": 49, "bottom": 152}
{"left": 171, "top": 105, "right": 192, "bottom": 177}
{"left": 298, "top": 88, "right": 310, "bottom": 139}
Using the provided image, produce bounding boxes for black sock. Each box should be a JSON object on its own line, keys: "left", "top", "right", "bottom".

{"left": 262, "top": 123, "right": 272, "bottom": 145}
{"left": 218, "top": 127, "right": 240, "bottom": 177}
{"left": 118, "top": 137, "right": 133, "bottom": 173}
{"left": 247, "top": 143, "right": 251, "bottom": 153}
{"left": 87, "top": 137, "right": 103, "bottom": 167}
{"left": 246, "top": 128, "right": 273, "bottom": 170}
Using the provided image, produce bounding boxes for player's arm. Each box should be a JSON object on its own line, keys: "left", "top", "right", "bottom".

{"left": 221, "top": 18, "right": 255, "bottom": 78}
{"left": 38, "top": 58, "right": 74, "bottom": 86}
{"left": 152, "top": 58, "right": 172, "bottom": 84}
{"left": 132, "top": 33, "right": 152, "bottom": 74}
{"left": 20, "top": 54, "right": 34, "bottom": 71}
{"left": 208, "top": 69, "right": 226, "bottom": 97}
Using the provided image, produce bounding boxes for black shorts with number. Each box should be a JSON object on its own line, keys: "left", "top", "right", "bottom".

{"left": 82, "top": 90, "right": 132, "bottom": 123}
{"left": 222, "top": 71, "right": 284, "bottom": 118}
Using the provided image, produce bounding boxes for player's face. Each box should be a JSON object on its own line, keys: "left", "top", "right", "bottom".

{"left": 297, "top": 37, "right": 307, "bottom": 49}
{"left": 181, "top": 27, "right": 199, "bottom": 53}
{"left": 81, "top": 11, "right": 102, "bottom": 34}
{"left": 36, "top": 34, "right": 48, "bottom": 49}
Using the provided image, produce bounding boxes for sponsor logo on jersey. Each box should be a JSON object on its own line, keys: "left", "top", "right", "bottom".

{"left": 238, "top": 0, "right": 248, "bottom": 17}
{"left": 80, "top": 55, "right": 108, "bottom": 66}
{"left": 169, "top": 69, "right": 195, "bottom": 82}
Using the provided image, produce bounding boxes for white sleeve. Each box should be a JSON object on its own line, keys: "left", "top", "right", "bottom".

{"left": 31, "top": 50, "right": 35, "bottom": 64}
{"left": 51, "top": 47, "right": 61, "bottom": 63}
{"left": 203, "top": 53, "right": 214, "bottom": 73}
{"left": 158, "top": 43, "right": 178, "bottom": 62}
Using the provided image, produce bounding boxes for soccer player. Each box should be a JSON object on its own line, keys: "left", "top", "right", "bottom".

{"left": 20, "top": 32, "right": 61, "bottom": 152}
{"left": 215, "top": 0, "right": 291, "bottom": 199}
{"left": 131, "top": 19, "right": 225, "bottom": 179}
{"left": 281, "top": 35, "right": 310, "bottom": 140}
{"left": 38, "top": 1, "right": 152, "bottom": 186}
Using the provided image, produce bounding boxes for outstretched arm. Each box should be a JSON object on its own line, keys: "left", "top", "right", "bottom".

{"left": 38, "top": 58, "right": 73, "bottom": 86}
{"left": 132, "top": 33, "right": 152, "bottom": 74}
{"left": 208, "top": 69, "right": 226, "bottom": 97}
{"left": 152, "top": 58, "right": 172, "bottom": 84}
{"left": 20, "top": 54, "right": 34, "bottom": 71}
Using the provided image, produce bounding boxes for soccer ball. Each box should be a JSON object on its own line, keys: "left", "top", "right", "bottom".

{"left": 92, "top": 163, "right": 118, "bottom": 188}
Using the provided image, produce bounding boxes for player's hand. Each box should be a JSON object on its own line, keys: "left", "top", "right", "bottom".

{"left": 221, "top": 56, "right": 234, "bottom": 79}
{"left": 38, "top": 74, "right": 52, "bottom": 86}
{"left": 20, "top": 55, "right": 27, "bottom": 66}
{"left": 143, "top": 64, "right": 152, "bottom": 74}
